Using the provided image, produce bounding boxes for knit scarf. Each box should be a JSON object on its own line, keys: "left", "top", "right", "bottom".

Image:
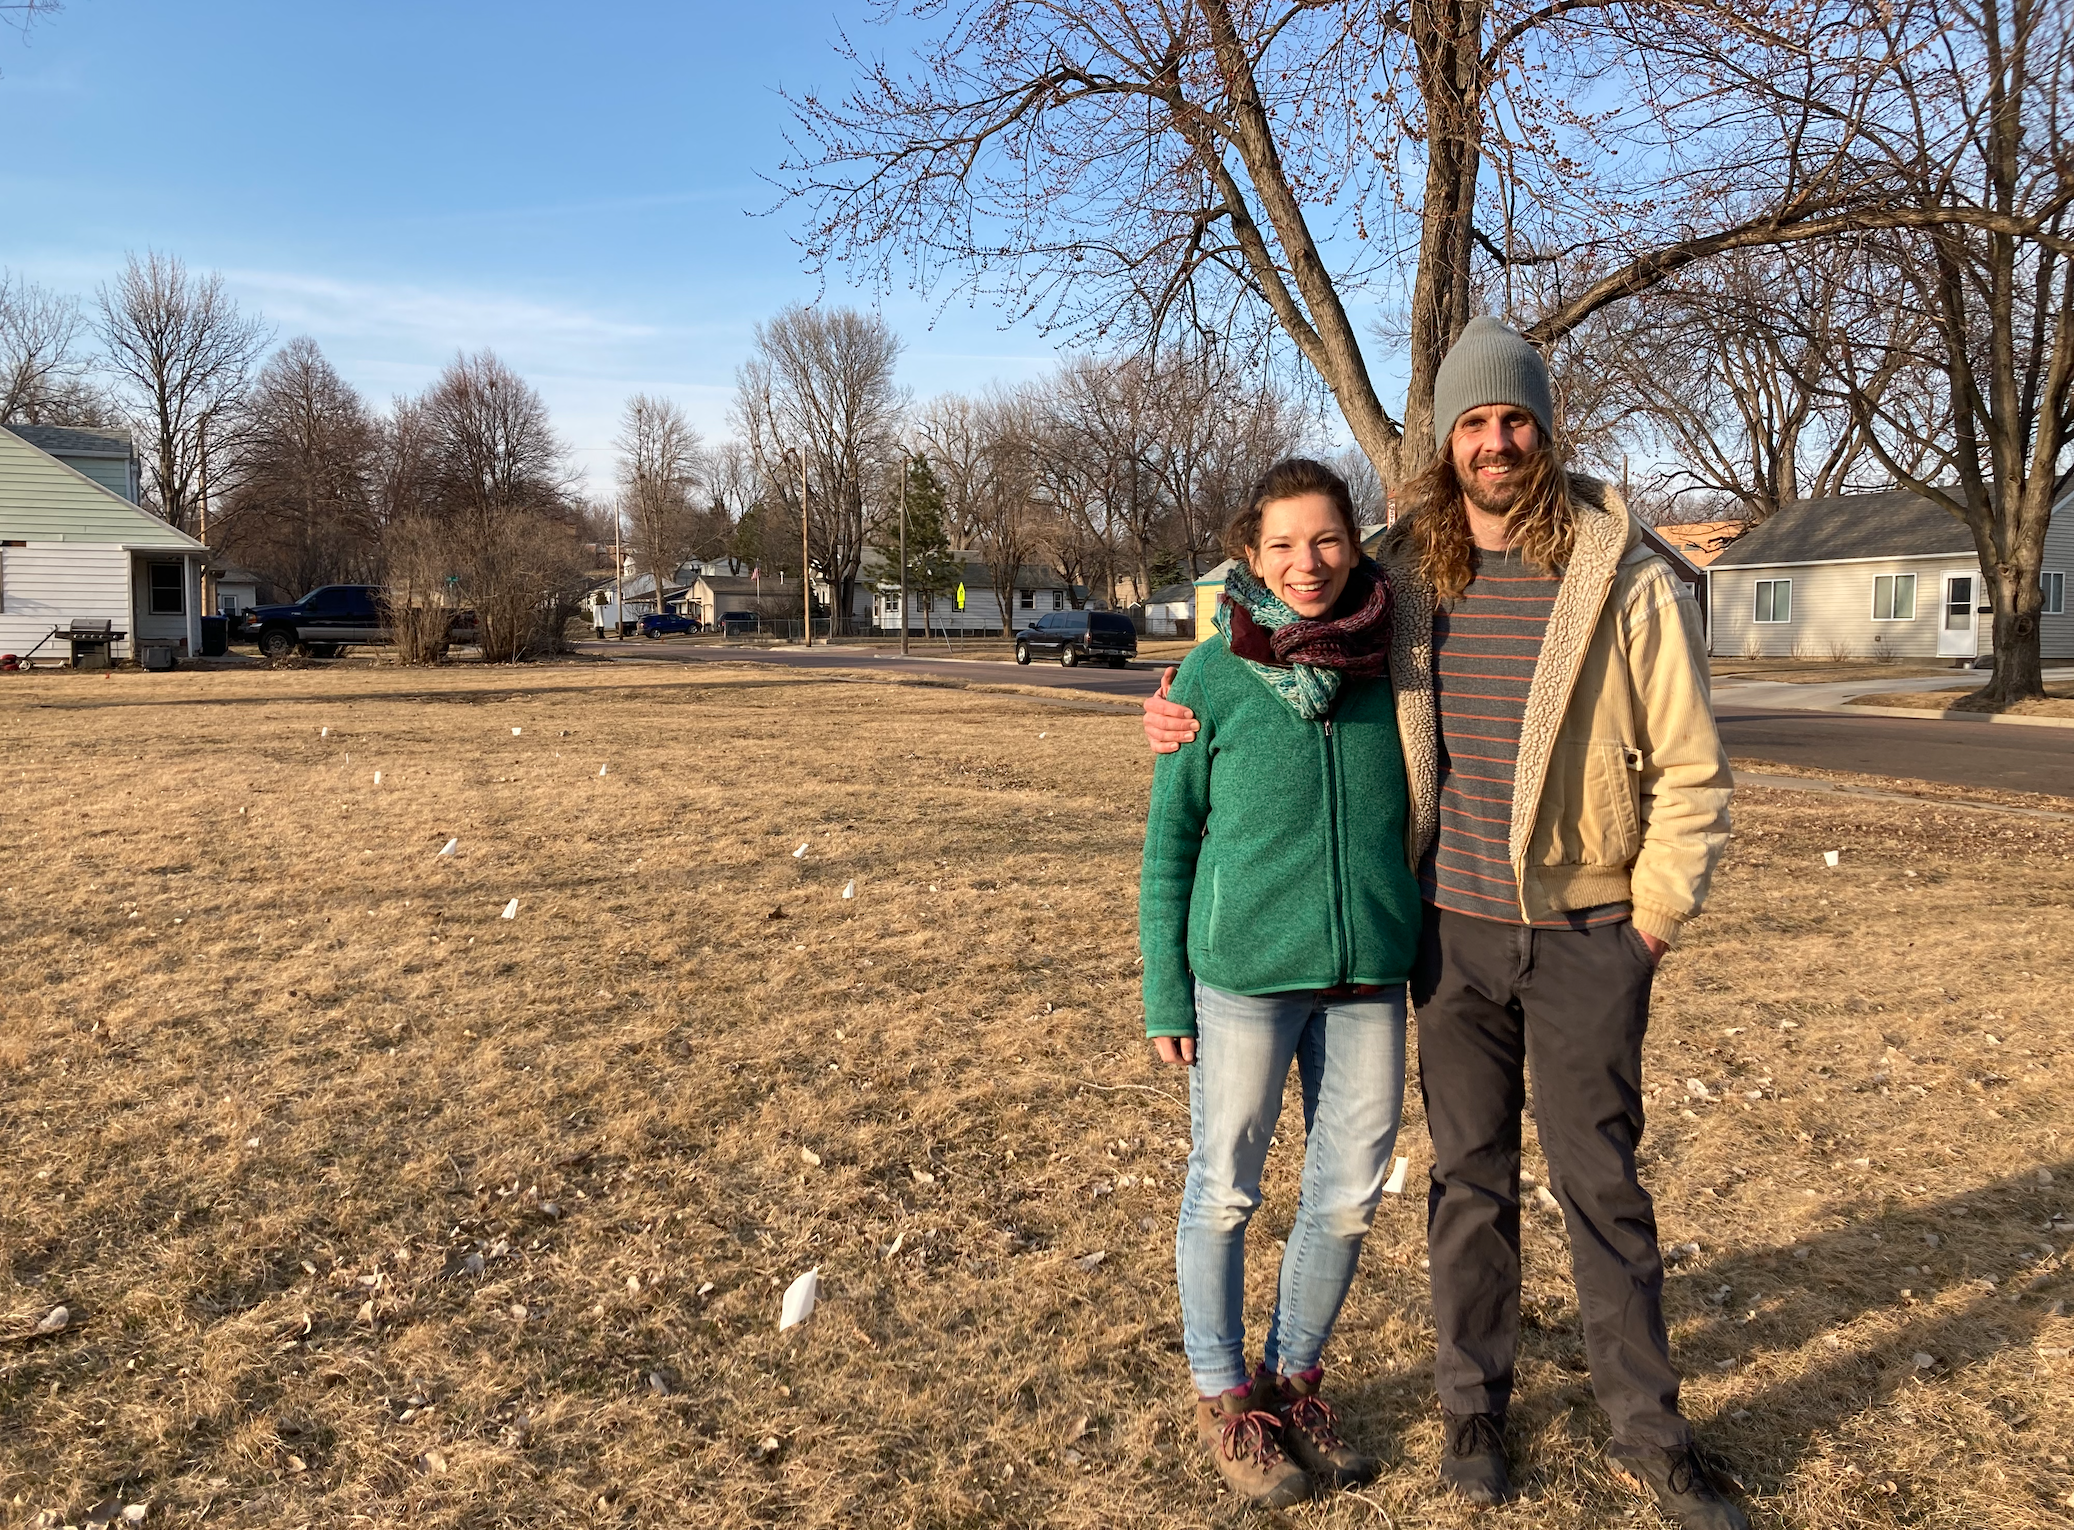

{"left": 1216, "top": 559, "right": 1392, "bottom": 720}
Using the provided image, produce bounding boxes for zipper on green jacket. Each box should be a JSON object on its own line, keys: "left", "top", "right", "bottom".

{"left": 1323, "top": 717, "right": 1349, "bottom": 982}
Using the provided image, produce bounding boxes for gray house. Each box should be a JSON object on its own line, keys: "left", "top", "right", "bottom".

{"left": 1708, "top": 485, "right": 2074, "bottom": 662}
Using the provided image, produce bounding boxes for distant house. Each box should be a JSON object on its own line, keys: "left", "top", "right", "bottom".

{"left": 1193, "top": 558, "right": 1239, "bottom": 638}
{"left": 1652, "top": 520, "right": 1749, "bottom": 568}
{"left": 1141, "top": 581, "right": 1196, "bottom": 638}
{"left": 1708, "top": 485, "right": 2074, "bottom": 661}
{"left": 0, "top": 424, "right": 207, "bottom": 663}
{"left": 210, "top": 561, "right": 266, "bottom": 616}
{"left": 693, "top": 572, "right": 806, "bottom": 629}
{"left": 864, "top": 552, "right": 1075, "bottom": 635}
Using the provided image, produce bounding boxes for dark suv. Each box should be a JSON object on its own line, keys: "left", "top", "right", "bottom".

{"left": 1015, "top": 609, "right": 1138, "bottom": 668}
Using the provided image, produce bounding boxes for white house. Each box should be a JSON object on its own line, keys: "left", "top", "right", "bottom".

{"left": 1, "top": 425, "right": 207, "bottom": 664}
{"left": 864, "top": 551, "right": 1077, "bottom": 636}
{"left": 1708, "top": 484, "right": 2074, "bottom": 662}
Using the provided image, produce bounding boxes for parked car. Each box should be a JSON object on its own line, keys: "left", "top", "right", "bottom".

{"left": 238, "top": 585, "right": 474, "bottom": 658}
{"left": 718, "top": 610, "right": 759, "bottom": 636}
{"left": 1014, "top": 609, "right": 1137, "bottom": 668}
{"left": 637, "top": 611, "right": 697, "bottom": 638}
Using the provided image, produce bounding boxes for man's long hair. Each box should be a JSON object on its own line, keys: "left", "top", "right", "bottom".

{"left": 1402, "top": 441, "right": 1582, "bottom": 605}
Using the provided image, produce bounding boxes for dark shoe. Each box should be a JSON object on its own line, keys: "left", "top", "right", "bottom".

{"left": 1194, "top": 1378, "right": 1312, "bottom": 1508}
{"left": 1264, "top": 1367, "right": 1377, "bottom": 1489}
{"left": 1608, "top": 1442, "right": 1750, "bottom": 1530}
{"left": 1438, "top": 1410, "right": 1511, "bottom": 1504}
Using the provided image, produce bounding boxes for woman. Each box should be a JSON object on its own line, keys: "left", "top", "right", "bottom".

{"left": 1140, "top": 458, "right": 1422, "bottom": 1509}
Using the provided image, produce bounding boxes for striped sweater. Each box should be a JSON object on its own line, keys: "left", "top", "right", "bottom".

{"left": 1420, "top": 548, "right": 1629, "bottom": 928}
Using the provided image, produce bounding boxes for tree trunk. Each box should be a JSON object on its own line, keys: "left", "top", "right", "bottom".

{"left": 1401, "top": 0, "right": 1485, "bottom": 476}
{"left": 1981, "top": 558, "right": 2044, "bottom": 704}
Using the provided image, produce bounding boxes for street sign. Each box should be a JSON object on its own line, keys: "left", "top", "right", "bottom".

{"left": 955, "top": 582, "right": 966, "bottom": 611}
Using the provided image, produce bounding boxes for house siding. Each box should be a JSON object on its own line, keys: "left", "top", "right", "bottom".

{"left": 1710, "top": 555, "right": 1979, "bottom": 660}
{"left": 1712, "top": 500, "right": 2074, "bottom": 661}
{"left": 0, "top": 544, "right": 134, "bottom": 658}
{"left": 64, "top": 456, "right": 135, "bottom": 502}
{"left": 2037, "top": 500, "right": 2074, "bottom": 660}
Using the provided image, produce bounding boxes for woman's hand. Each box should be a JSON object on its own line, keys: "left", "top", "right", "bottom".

{"left": 1152, "top": 1036, "right": 1197, "bottom": 1066}
{"left": 1143, "top": 667, "right": 1200, "bottom": 753}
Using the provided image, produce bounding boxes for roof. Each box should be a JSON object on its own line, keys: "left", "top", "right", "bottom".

{"left": 1146, "top": 582, "right": 1196, "bottom": 605}
{"left": 1651, "top": 520, "right": 1750, "bottom": 568}
{"left": 210, "top": 561, "right": 265, "bottom": 583}
{"left": 2, "top": 424, "right": 133, "bottom": 459}
{"left": 1710, "top": 490, "right": 1975, "bottom": 569}
{"left": 1194, "top": 557, "right": 1239, "bottom": 586}
{"left": 0, "top": 425, "right": 203, "bottom": 551}
{"left": 697, "top": 574, "right": 800, "bottom": 592}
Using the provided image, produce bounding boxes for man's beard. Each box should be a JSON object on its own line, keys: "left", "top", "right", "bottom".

{"left": 1459, "top": 452, "right": 1526, "bottom": 514}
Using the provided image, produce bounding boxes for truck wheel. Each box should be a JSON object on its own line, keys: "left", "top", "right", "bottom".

{"left": 1061, "top": 647, "right": 1079, "bottom": 667}
{"left": 259, "top": 628, "right": 297, "bottom": 660}
{"left": 1015, "top": 643, "right": 1030, "bottom": 665}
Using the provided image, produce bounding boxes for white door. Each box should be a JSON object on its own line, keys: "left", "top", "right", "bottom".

{"left": 1936, "top": 570, "right": 1979, "bottom": 658}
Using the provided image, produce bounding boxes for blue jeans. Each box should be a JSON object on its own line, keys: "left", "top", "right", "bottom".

{"left": 1175, "top": 980, "right": 1408, "bottom": 1396}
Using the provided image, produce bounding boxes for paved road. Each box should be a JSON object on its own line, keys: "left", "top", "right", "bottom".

{"left": 1713, "top": 703, "right": 2074, "bottom": 797}
{"left": 578, "top": 640, "right": 1164, "bottom": 699}
{"left": 585, "top": 641, "right": 2074, "bottom": 795}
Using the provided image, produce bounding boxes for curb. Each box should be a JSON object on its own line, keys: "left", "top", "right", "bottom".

{"left": 1829, "top": 703, "right": 2074, "bottom": 731}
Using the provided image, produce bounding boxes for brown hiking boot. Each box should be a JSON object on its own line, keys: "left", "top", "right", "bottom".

{"left": 1194, "top": 1378, "right": 1312, "bottom": 1508}
{"left": 1265, "top": 1367, "right": 1377, "bottom": 1489}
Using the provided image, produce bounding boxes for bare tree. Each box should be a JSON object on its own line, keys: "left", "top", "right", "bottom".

{"left": 615, "top": 394, "right": 704, "bottom": 617}
{"left": 784, "top": 2, "right": 2071, "bottom": 487}
{"left": 0, "top": 270, "right": 90, "bottom": 423}
{"left": 404, "top": 352, "right": 585, "bottom": 662}
{"left": 97, "top": 252, "right": 270, "bottom": 535}
{"left": 1801, "top": 0, "right": 2074, "bottom": 702}
{"left": 218, "top": 337, "right": 379, "bottom": 597}
{"left": 733, "top": 305, "right": 905, "bottom": 629}
{"left": 963, "top": 388, "right": 1049, "bottom": 628}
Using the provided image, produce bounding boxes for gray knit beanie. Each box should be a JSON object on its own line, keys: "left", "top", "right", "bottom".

{"left": 1431, "top": 317, "right": 1554, "bottom": 449}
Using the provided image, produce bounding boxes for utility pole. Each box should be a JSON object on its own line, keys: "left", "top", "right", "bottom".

{"left": 899, "top": 451, "right": 909, "bottom": 657}
{"left": 196, "top": 418, "right": 213, "bottom": 618}
{"left": 799, "top": 450, "right": 813, "bottom": 647}
{"left": 613, "top": 503, "right": 625, "bottom": 640}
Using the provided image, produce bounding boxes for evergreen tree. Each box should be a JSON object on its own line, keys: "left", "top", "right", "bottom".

{"left": 871, "top": 457, "right": 962, "bottom": 634}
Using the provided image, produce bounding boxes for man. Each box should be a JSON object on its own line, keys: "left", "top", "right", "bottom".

{"left": 1142, "top": 318, "right": 1741, "bottom": 1527}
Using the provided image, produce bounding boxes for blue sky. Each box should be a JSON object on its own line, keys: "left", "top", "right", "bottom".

{"left": 0, "top": 0, "right": 1078, "bottom": 489}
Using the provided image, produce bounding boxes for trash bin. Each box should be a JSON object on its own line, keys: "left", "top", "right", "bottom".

{"left": 200, "top": 616, "right": 229, "bottom": 657}
{"left": 140, "top": 642, "right": 177, "bottom": 671}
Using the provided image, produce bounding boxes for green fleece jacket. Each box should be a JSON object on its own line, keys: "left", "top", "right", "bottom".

{"left": 1139, "top": 635, "right": 1423, "bottom": 1038}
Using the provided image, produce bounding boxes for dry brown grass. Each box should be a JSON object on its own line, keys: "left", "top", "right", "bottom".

{"left": 1845, "top": 689, "right": 2074, "bottom": 719}
{"left": 2, "top": 664, "right": 2071, "bottom": 1529}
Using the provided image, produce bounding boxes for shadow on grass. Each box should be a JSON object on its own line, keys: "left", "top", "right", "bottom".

{"left": 1412, "top": 1158, "right": 2074, "bottom": 1511}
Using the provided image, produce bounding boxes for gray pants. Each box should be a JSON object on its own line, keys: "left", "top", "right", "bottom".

{"left": 1411, "top": 903, "right": 1691, "bottom": 1451}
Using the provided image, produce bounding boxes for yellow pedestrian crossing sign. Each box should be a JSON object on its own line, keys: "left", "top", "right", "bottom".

{"left": 955, "top": 582, "right": 966, "bottom": 611}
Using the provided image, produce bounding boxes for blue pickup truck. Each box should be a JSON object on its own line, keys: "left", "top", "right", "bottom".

{"left": 237, "top": 585, "right": 476, "bottom": 658}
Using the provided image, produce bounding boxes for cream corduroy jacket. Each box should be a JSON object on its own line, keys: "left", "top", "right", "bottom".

{"left": 1373, "top": 481, "right": 1733, "bottom": 946}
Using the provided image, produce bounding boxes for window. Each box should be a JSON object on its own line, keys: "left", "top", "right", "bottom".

{"left": 1051, "top": 589, "right": 1065, "bottom": 610}
{"left": 2044, "top": 571, "right": 2066, "bottom": 616}
{"left": 1753, "top": 579, "right": 1791, "bottom": 623}
{"left": 883, "top": 593, "right": 900, "bottom": 615}
{"left": 1872, "top": 573, "right": 1917, "bottom": 621}
{"left": 1018, "top": 588, "right": 1034, "bottom": 609}
{"left": 147, "top": 562, "right": 184, "bottom": 615}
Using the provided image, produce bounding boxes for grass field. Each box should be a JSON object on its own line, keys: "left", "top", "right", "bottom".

{"left": 1845, "top": 688, "right": 2074, "bottom": 719}
{"left": 2, "top": 662, "right": 2070, "bottom": 1529}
